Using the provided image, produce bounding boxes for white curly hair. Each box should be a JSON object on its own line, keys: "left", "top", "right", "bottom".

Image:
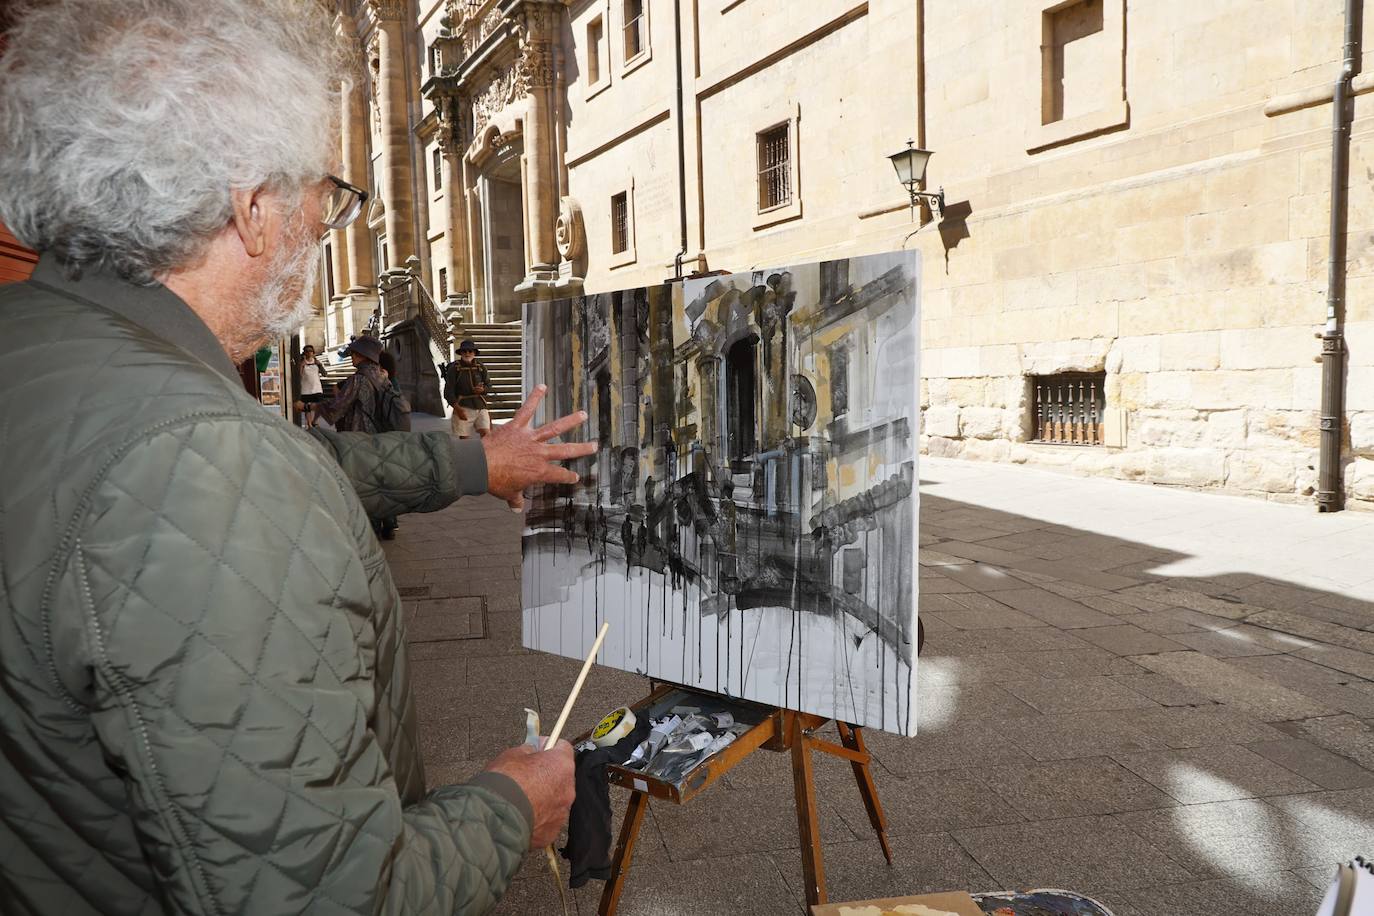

{"left": 0, "top": 0, "right": 353, "bottom": 285}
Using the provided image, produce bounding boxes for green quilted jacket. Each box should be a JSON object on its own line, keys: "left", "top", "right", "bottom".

{"left": 0, "top": 260, "right": 531, "bottom": 915}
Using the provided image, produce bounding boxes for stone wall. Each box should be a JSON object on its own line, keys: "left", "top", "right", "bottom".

{"left": 913, "top": 0, "right": 1374, "bottom": 508}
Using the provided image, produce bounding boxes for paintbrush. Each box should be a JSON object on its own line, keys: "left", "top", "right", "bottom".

{"left": 531, "top": 621, "right": 610, "bottom": 916}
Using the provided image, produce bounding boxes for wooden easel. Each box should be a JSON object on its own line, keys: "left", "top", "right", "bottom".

{"left": 588, "top": 684, "right": 893, "bottom": 915}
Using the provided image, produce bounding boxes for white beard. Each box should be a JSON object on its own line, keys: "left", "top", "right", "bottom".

{"left": 248, "top": 227, "right": 320, "bottom": 342}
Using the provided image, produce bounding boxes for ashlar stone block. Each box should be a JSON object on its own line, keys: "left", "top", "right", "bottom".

{"left": 1204, "top": 410, "right": 1248, "bottom": 447}
{"left": 925, "top": 405, "right": 961, "bottom": 439}
{"left": 1247, "top": 409, "right": 1321, "bottom": 452}
{"left": 1145, "top": 447, "right": 1226, "bottom": 487}
{"left": 1352, "top": 457, "right": 1374, "bottom": 502}
{"left": 1108, "top": 335, "right": 1162, "bottom": 374}
{"left": 1020, "top": 338, "right": 1114, "bottom": 376}
{"left": 961, "top": 406, "right": 1006, "bottom": 440}
{"left": 1226, "top": 453, "right": 1298, "bottom": 494}
{"left": 1158, "top": 331, "right": 1221, "bottom": 371}
{"left": 1135, "top": 409, "right": 1204, "bottom": 448}
{"left": 1219, "top": 326, "right": 1322, "bottom": 371}
{"left": 1351, "top": 412, "right": 1374, "bottom": 454}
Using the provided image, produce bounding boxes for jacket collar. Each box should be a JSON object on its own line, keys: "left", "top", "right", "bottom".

{"left": 29, "top": 254, "right": 240, "bottom": 382}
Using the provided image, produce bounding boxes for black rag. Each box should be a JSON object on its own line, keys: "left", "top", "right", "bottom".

{"left": 561, "top": 716, "right": 652, "bottom": 888}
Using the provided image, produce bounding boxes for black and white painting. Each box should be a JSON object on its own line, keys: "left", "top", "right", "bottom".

{"left": 521, "top": 251, "right": 920, "bottom": 735}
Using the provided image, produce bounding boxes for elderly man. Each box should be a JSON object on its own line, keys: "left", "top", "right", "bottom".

{"left": 0, "top": 2, "right": 593, "bottom": 914}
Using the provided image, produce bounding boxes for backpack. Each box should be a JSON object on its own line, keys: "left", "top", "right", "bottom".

{"left": 373, "top": 382, "right": 412, "bottom": 432}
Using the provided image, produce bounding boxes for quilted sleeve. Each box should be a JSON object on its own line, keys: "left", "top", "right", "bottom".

{"left": 309, "top": 430, "right": 488, "bottom": 518}
{"left": 72, "top": 419, "right": 527, "bottom": 915}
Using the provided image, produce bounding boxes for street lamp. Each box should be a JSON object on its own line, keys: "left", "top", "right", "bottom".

{"left": 888, "top": 139, "right": 944, "bottom": 220}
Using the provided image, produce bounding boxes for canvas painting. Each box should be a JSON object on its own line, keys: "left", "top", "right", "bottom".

{"left": 521, "top": 250, "right": 920, "bottom": 735}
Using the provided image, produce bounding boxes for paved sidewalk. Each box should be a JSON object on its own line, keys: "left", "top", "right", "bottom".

{"left": 382, "top": 451, "right": 1374, "bottom": 916}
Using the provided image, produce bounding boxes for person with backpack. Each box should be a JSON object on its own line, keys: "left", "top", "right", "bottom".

{"left": 444, "top": 338, "right": 491, "bottom": 439}
{"left": 306, "top": 337, "right": 411, "bottom": 538}
{"left": 309, "top": 335, "right": 404, "bottom": 435}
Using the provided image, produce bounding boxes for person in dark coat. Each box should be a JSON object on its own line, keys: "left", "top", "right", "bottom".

{"left": 312, "top": 335, "right": 390, "bottom": 434}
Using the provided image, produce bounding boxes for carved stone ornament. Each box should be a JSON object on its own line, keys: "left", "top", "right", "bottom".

{"left": 366, "top": 34, "right": 382, "bottom": 134}
{"left": 555, "top": 197, "right": 586, "bottom": 261}
{"left": 471, "top": 62, "right": 527, "bottom": 135}
{"left": 368, "top": 0, "right": 407, "bottom": 22}
{"left": 435, "top": 96, "right": 465, "bottom": 153}
{"left": 476, "top": 4, "right": 506, "bottom": 45}
{"left": 520, "top": 40, "right": 555, "bottom": 89}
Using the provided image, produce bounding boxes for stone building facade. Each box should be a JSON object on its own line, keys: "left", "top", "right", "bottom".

{"left": 911, "top": 0, "right": 1374, "bottom": 509}
{"left": 319, "top": 0, "right": 917, "bottom": 335}
{"left": 326, "top": 0, "right": 1371, "bottom": 509}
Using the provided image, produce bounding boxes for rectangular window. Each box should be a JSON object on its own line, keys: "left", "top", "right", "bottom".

{"left": 324, "top": 244, "right": 335, "bottom": 299}
{"left": 438, "top": 267, "right": 448, "bottom": 299}
{"left": 1032, "top": 372, "right": 1107, "bottom": 446}
{"left": 756, "top": 123, "right": 791, "bottom": 211}
{"left": 587, "top": 17, "right": 603, "bottom": 84}
{"left": 428, "top": 44, "right": 438, "bottom": 76}
{"left": 623, "top": 0, "right": 645, "bottom": 60}
{"left": 1044, "top": 0, "right": 1107, "bottom": 125}
{"left": 611, "top": 192, "right": 629, "bottom": 254}
{"left": 432, "top": 147, "right": 442, "bottom": 191}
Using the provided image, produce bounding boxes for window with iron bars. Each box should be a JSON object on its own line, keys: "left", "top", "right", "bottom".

{"left": 757, "top": 123, "right": 791, "bottom": 212}
{"left": 611, "top": 192, "right": 629, "bottom": 253}
{"left": 1032, "top": 372, "right": 1107, "bottom": 446}
{"left": 438, "top": 267, "right": 448, "bottom": 300}
{"left": 623, "top": 0, "right": 645, "bottom": 60}
{"left": 432, "top": 147, "right": 442, "bottom": 191}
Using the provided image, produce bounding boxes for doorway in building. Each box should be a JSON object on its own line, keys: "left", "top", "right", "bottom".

{"left": 726, "top": 334, "right": 759, "bottom": 464}
{"left": 479, "top": 144, "right": 526, "bottom": 323}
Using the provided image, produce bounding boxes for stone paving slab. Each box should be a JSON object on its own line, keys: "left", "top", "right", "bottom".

{"left": 381, "top": 456, "right": 1374, "bottom": 915}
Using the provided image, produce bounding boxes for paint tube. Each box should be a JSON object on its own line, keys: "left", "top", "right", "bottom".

{"left": 625, "top": 714, "right": 682, "bottom": 769}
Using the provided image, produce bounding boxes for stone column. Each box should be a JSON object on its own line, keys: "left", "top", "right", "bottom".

{"left": 341, "top": 72, "right": 376, "bottom": 292}
{"left": 437, "top": 97, "right": 471, "bottom": 312}
{"left": 519, "top": 3, "right": 558, "bottom": 281}
{"left": 372, "top": 0, "right": 416, "bottom": 279}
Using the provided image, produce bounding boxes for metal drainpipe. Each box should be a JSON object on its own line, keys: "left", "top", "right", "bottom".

{"left": 1317, "top": 0, "right": 1362, "bottom": 512}
{"left": 671, "top": 0, "right": 689, "bottom": 281}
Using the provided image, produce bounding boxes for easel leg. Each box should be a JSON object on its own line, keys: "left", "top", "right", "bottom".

{"left": 598, "top": 790, "right": 649, "bottom": 916}
{"left": 791, "top": 716, "right": 827, "bottom": 907}
{"left": 837, "top": 723, "right": 893, "bottom": 865}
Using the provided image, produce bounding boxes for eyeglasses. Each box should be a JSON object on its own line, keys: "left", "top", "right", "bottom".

{"left": 322, "top": 175, "right": 368, "bottom": 230}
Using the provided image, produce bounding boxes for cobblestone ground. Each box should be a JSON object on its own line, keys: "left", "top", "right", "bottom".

{"left": 382, "top": 450, "right": 1374, "bottom": 916}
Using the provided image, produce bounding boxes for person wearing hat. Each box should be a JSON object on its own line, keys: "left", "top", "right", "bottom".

{"left": 308, "top": 334, "right": 392, "bottom": 434}
{"left": 444, "top": 338, "right": 493, "bottom": 439}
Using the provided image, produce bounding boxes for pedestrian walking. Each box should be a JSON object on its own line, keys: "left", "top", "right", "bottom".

{"left": 0, "top": 2, "right": 598, "bottom": 912}
{"left": 308, "top": 335, "right": 392, "bottom": 433}
{"left": 374, "top": 348, "right": 402, "bottom": 539}
{"left": 444, "top": 338, "right": 492, "bottom": 439}
{"left": 296, "top": 343, "right": 324, "bottom": 428}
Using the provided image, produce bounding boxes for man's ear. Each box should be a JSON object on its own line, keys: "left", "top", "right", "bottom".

{"left": 229, "top": 187, "right": 272, "bottom": 259}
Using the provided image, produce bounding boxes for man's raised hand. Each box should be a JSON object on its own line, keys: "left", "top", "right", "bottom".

{"left": 482, "top": 384, "right": 597, "bottom": 510}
